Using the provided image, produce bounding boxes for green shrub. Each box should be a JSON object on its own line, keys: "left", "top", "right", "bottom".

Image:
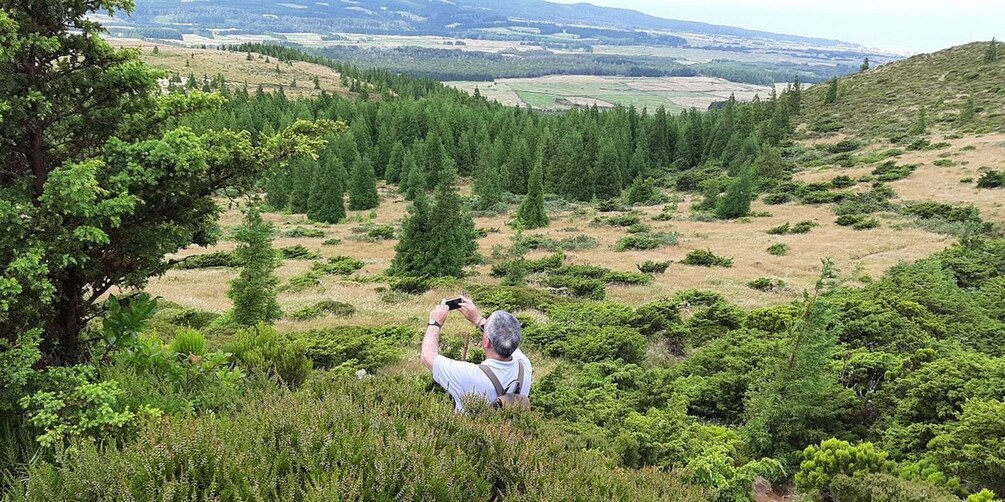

{"left": 762, "top": 192, "right": 794, "bottom": 205}
{"left": 976, "top": 170, "right": 1005, "bottom": 189}
{"left": 826, "top": 139, "right": 863, "bottom": 154}
{"left": 606, "top": 213, "right": 642, "bottom": 227}
{"left": 553, "top": 264, "right": 610, "bottom": 280}
{"left": 795, "top": 439, "right": 894, "bottom": 496}
{"left": 289, "top": 300, "right": 356, "bottom": 320}
{"left": 747, "top": 278, "right": 785, "bottom": 292}
{"left": 836, "top": 214, "right": 864, "bottom": 226}
{"left": 17, "top": 377, "right": 708, "bottom": 501}
{"left": 169, "top": 328, "right": 207, "bottom": 356}
{"left": 283, "top": 271, "right": 322, "bottom": 292}
{"left": 227, "top": 323, "right": 312, "bottom": 388}
{"left": 830, "top": 175, "right": 857, "bottom": 188}
{"left": 279, "top": 244, "right": 321, "bottom": 260}
{"left": 563, "top": 326, "right": 648, "bottom": 364}
{"left": 933, "top": 159, "right": 954, "bottom": 167}
{"left": 604, "top": 271, "right": 654, "bottom": 285}
{"left": 615, "top": 231, "right": 679, "bottom": 251}
{"left": 637, "top": 260, "right": 671, "bottom": 274}
{"left": 542, "top": 275, "right": 607, "bottom": 300}
{"left": 282, "top": 227, "right": 326, "bottom": 238}
{"left": 365, "top": 224, "right": 396, "bottom": 240}
{"left": 828, "top": 473, "right": 961, "bottom": 502}
{"left": 767, "top": 243, "right": 789, "bottom": 256}
{"left": 173, "top": 251, "right": 238, "bottom": 269}
{"left": 928, "top": 399, "right": 1005, "bottom": 497}
{"left": 681, "top": 250, "right": 733, "bottom": 268}
{"left": 468, "top": 285, "right": 567, "bottom": 312}
{"left": 799, "top": 190, "right": 845, "bottom": 204}
{"left": 596, "top": 199, "right": 627, "bottom": 212}
{"left": 791, "top": 220, "right": 819, "bottom": 234}
{"left": 766, "top": 222, "right": 791, "bottom": 235}
{"left": 872, "top": 161, "right": 917, "bottom": 181}
{"left": 626, "top": 222, "right": 651, "bottom": 234}
{"left": 317, "top": 255, "right": 366, "bottom": 275}
{"left": 298, "top": 326, "right": 415, "bottom": 372}
{"left": 853, "top": 217, "right": 880, "bottom": 230}
{"left": 389, "top": 276, "right": 432, "bottom": 294}
{"left": 321, "top": 238, "right": 342, "bottom": 246}
{"left": 547, "top": 302, "right": 635, "bottom": 326}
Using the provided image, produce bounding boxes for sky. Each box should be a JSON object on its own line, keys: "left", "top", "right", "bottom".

{"left": 548, "top": 0, "right": 1001, "bottom": 53}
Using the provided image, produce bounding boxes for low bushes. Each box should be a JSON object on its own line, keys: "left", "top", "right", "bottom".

{"left": 681, "top": 250, "right": 734, "bottom": 268}
{"left": 767, "top": 220, "right": 818, "bottom": 235}
{"left": 173, "top": 250, "right": 238, "bottom": 269}
{"left": 279, "top": 244, "right": 321, "bottom": 260}
{"left": 615, "top": 231, "right": 679, "bottom": 251}
{"left": 638, "top": 260, "right": 671, "bottom": 274}
{"left": 748, "top": 278, "right": 785, "bottom": 292}
{"left": 976, "top": 170, "right": 1005, "bottom": 189}
{"left": 767, "top": 243, "right": 789, "bottom": 256}
{"left": 227, "top": 324, "right": 313, "bottom": 388}
{"left": 298, "top": 326, "right": 416, "bottom": 372}
{"left": 289, "top": 300, "right": 356, "bottom": 320}
{"left": 872, "top": 161, "right": 917, "bottom": 182}
{"left": 282, "top": 227, "right": 326, "bottom": 238}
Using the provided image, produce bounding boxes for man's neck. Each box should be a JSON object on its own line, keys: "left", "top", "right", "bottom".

{"left": 485, "top": 350, "right": 513, "bottom": 363}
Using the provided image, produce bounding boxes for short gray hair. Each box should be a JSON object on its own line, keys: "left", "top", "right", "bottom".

{"left": 485, "top": 311, "right": 521, "bottom": 358}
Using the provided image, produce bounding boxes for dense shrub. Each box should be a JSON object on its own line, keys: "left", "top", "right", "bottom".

{"left": 828, "top": 473, "right": 960, "bottom": 502}
{"left": 282, "top": 227, "right": 326, "bottom": 238}
{"left": 830, "top": 175, "right": 857, "bottom": 188}
{"left": 389, "top": 276, "right": 432, "bottom": 294}
{"left": 543, "top": 275, "right": 607, "bottom": 300}
{"left": 872, "top": 161, "right": 917, "bottom": 181}
{"left": 173, "top": 250, "right": 238, "bottom": 269}
{"left": 681, "top": 250, "right": 734, "bottom": 268}
{"left": 605, "top": 213, "right": 643, "bottom": 227}
{"left": 748, "top": 278, "right": 785, "bottom": 292}
{"left": 767, "top": 243, "right": 790, "bottom": 256}
{"left": 227, "top": 324, "right": 313, "bottom": 388}
{"left": 638, "top": 260, "right": 671, "bottom": 274}
{"left": 853, "top": 217, "right": 880, "bottom": 230}
{"left": 762, "top": 192, "right": 794, "bottom": 205}
{"left": 17, "top": 377, "right": 708, "bottom": 501}
{"left": 468, "top": 285, "right": 568, "bottom": 312}
{"left": 289, "top": 300, "right": 356, "bottom": 320}
{"left": 318, "top": 255, "right": 366, "bottom": 275}
{"left": 795, "top": 439, "right": 894, "bottom": 496}
{"left": 605, "top": 271, "right": 654, "bottom": 285}
{"left": 298, "top": 326, "right": 416, "bottom": 372}
{"left": 615, "top": 231, "right": 679, "bottom": 251}
{"left": 279, "top": 244, "right": 321, "bottom": 260}
{"left": 976, "top": 170, "right": 1005, "bottom": 189}
{"left": 791, "top": 220, "right": 819, "bottom": 234}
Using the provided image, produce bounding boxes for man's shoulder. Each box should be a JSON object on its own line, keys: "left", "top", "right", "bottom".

{"left": 433, "top": 355, "right": 482, "bottom": 374}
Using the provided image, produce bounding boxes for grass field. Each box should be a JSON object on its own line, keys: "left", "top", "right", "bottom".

{"left": 112, "top": 39, "right": 352, "bottom": 99}
{"left": 446, "top": 75, "right": 772, "bottom": 111}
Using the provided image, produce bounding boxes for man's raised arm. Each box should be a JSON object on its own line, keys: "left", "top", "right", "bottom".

{"left": 420, "top": 300, "right": 449, "bottom": 370}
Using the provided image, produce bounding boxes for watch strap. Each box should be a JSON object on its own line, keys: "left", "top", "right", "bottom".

{"left": 428, "top": 320, "right": 442, "bottom": 328}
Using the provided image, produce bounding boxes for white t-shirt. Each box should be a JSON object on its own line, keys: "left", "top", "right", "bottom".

{"left": 432, "top": 348, "right": 533, "bottom": 412}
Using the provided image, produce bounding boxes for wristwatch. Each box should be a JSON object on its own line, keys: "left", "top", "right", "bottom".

{"left": 428, "top": 320, "right": 442, "bottom": 328}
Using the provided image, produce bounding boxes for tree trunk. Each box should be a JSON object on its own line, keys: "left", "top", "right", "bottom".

{"left": 41, "top": 278, "right": 85, "bottom": 366}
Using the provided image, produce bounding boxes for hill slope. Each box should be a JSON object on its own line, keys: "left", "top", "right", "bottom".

{"left": 797, "top": 42, "right": 1005, "bottom": 140}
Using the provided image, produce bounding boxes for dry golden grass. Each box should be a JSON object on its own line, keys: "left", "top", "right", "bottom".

{"left": 110, "top": 39, "right": 352, "bottom": 99}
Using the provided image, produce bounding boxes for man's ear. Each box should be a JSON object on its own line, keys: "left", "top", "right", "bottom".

{"left": 482, "top": 335, "right": 491, "bottom": 350}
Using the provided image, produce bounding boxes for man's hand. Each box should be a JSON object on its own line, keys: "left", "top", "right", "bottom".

{"left": 429, "top": 300, "right": 449, "bottom": 326}
{"left": 457, "top": 296, "right": 483, "bottom": 325}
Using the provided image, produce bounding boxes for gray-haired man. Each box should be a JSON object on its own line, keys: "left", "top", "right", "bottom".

{"left": 420, "top": 296, "right": 533, "bottom": 412}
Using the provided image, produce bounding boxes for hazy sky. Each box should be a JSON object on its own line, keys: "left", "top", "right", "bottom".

{"left": 549, "top": 0, "right": 1001, "bottom": 53}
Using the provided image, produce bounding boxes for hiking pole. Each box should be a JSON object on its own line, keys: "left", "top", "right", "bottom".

{"left": 462, "top": 329, "right": 471, "bottom": 361}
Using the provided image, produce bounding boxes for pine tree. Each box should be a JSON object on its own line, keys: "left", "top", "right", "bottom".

{"left": 789, "top": 77, "right": 802, "bottom": 113}
{"left": 515, "top": 160, "right": 548, "bottom": 229}
{"left": 959, "top": 96, "right": 977, "bottom": 124}
{"left": 384, "top": 141, "right": 406, "bottom": 184}
{"left": 228, "top": 205, "right": 282, "bottom": 327}
{"left": 860, "top": 57, "right": 870, "bottom": 72}
{"left": 824, "top": 77, "right": 839, "bottom": 105}
{"left": 313, "top": 76, "right": 321, "bottom": 90}
{"left": 390, "top": 191, "right": 434, "bottom": 277}
{"left": 625, "top": 176, "right": 656, "bottom": 205}
{"left": 348, "top": 155, "right": 379, "bottom": 210}
{"left": 909, "top": 106, "right": 928, "bottom": 136}
{"left": 593, "top": 139, "right": 623, "bottom": 200}
{"left": 428, "top": 169, "right": 477, "bottom": 276}
{"left": 715, "top": 168, "right": 753, "bottom": 220}
{"left": 306, "top": 155, "right": 347, "bottom": 223}
{"left": 472, "top": 145, "right": 502, "bottom": 210}
{"left": 504, "top": 138, "right": 533, "bottom": 194}
{"left": 152, "top": 45, "right": 159, "bottom": 55}
{"left": 401, "top": 152, "right": 426, "bottom": 201}
{"left": 246, "top": 51, "right": 253, "bottom": 61}
{"left": 987, "top": 38, "right": 999, "bottom": 63}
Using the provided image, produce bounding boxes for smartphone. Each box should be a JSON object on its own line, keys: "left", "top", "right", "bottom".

{"left": 446, "top": 297, "right": 464, "bottom": 310}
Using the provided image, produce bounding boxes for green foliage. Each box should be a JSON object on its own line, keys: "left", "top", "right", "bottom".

{"left": 168, "top": 328, "right": 207, "bottom": 356}
{"left": 976, "top": 170, "right": 1005, "bottom": 189}
{"left": 748, "top": 277, "right": 785, "bottom": 292}
{"left": 715, "top": 169, "right": 754, "bottom": 220}
{"left": 226, "top": 323, "right": 312, "bottom": 388}
{"left": 348, "top": 155, "right": 380, "bottom": 210}
{"left": 615, "top": 231, "right": 679, "bottom": 251}
{"left": 279, "top": 244, "right": 321, "bottom": 260}
{"left": 929, "top": 399, "right": 1005, "bottom": 496}
{"left": 762, "top": 192, "right": 794, "bottom": 205}
{"left": 795, "top": 439, "right": 894, "bottom": 496}
{"left": 173, "top": 250, "right": 238, "bottom": 269}
{"left": 638, "top": 260, "right": 671, "bottom": 274}
{"left": 828, "top": 473, "right": 961, "bottom": 502}
{"left": 282, "top": 227, "right": 326, "bottom": 238}
{"left": 681, "top": 250, "right": 734, "bottom": 268}
{"left": 766, "top": 222, "right": 791, "bottom": 235}
{"left": 307, "top": 154, "right": 348, "bottom": 224}
{"left": 389, "top": 276, "right": 432, "bottom": 294}
{"left": 767, "top": 243, "right": 790, "bottom": 256}
{"left": 298, "top": 326, "right": 415, "bottom": 372}
{"left": 515, "top": 160, "right": 549, "bottom": 229}
{"left": 289, "top": 300, "right": 356, "bottom": 320}
{"left": 825, "top": 77, "right": 839, "bottom": 104}
{"left": 625, "top": 176, "right": 658, "bottom": 205}
{"left": 17, "top": 376, "right": 708, "bottom": 501}
{"left": 873, "top": 160, "right": 917, "bottom": 181}
{"left": 542, "top": 275, "right": 607, "bottom": 300}
{"left": 392, "top": 171, "right": 477, "bottom": 278}
{"left": 228, "top": 206, "right": 282, "bottom": 327}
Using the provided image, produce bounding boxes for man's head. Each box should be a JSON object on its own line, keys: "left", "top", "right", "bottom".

{"left": 482, "top": 311, "right": 521, "bottom": 359}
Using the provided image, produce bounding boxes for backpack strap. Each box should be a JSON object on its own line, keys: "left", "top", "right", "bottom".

{"left": 478, "top": 365, "right": 507, "bottom": 397}
{"left": 514, "top": 362, "right": 524, "bottom": 394}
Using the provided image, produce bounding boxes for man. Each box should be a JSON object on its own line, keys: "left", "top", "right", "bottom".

{"left": 420, "top": 296, "right": 533, "bottom": 412}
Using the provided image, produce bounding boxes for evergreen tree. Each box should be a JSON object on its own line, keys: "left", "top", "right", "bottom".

{"left": 715, "top": 168, "right": 753, "bottom": 220}
{"left": 472, "top": 145, "right": 502, "bottom": 210}
{"left": 824, "top": 77, "right": 839, "bottom": 105}
{"left": 401, "top": 152, "right": 426, "bottom": 201}
{"left": 628, "top": 144, "right": 648, "bottom": 182}
{"left": 348, "top": 155, "right": 379, "bottom": 210}
{"left": 909, "top": 106, "right": 928, "bottom": 136}
{"left": 593, "top": 139, "right": 623, "bottom": 200}
{"left": 959, "top": 96, "right": 977, "bottom": 124}
{"left": 860, "top": 57, "right": 870, "bottom": 72}
{"left": 313, "top": 76, "right": 321, "bottom": 90}
{"left": 228, "top": 205, "right": 282, "bottom": 327}
{"left": 306, "top": 155, "right": 347, "bottom": 223}
{"left": 987, "top": 38, "right": 999, "bottom": 63}
{"left": 384, "top": 141, "right": 406, "bottom": 184}
{"left": 422, "top": 131, "right": 448, "bottom": 188}
{"left": 389, "top": 191, "right": 434, "bottom": 277}
{"left": 789, "top": 77, "right": 803, "bottom": 113}
{"left": 625, "top": 176, "right": 656, "bottom": 206}
{"left": 152, "top": 45, "right": 159, "bottom": 54}
{"left": 504, "top": 138, "right": 533, "bottom": 194}
{"left": 515, "top": 160, "right": 548, "bottom": 229}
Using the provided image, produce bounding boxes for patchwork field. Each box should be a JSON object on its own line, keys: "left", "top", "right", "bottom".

{"left": 446, "top": 75, "right": 773, "bottom": 111}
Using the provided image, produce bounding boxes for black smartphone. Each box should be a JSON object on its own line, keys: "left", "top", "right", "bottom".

{"left": 446, "top": 297, "right": 464, "bottom": 310}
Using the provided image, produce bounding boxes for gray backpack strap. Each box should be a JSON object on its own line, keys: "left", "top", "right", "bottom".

{"left": 478, "top": 365, "right": 507, "bottom": 397}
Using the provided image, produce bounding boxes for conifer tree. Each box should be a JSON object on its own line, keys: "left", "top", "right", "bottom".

{"left": 625, "top": 176, "right": 656, "bottom": 205}
{"left": 390, "top": 191, "right": 434, "bottom": 277}
{"left": 306, "top": 155, "right": 347, "bottom": 223}
{"left": 860, "top": 57, "right": 870, "bottom": 72}
{"left": 423, "top": 131, "right": 448, "bottom": 188}
{"left": 909, "top": 106, "right": 928, "bottom": 136}
{"left": 152, "top": 45, "right": 159, "bottom": 54}
{"left": 348, "top": 155, "right": 379, "bottom": 210}
{"left": 715, "top": 168, "right": 753, "bottom": 220}
{"left": 504, "top": 138, "right": 533, "bottom": 194}
{"left": 401, "top": 152, "right": 426, "bottom": 201}
{"left": 473, "top": 145, "right": 502, "bottom": 210}
{"left": 385, "top": 141, "right": 406, "bottom": 184}
{"left": 789, "top": 77, "right": 803, "bottom": 113}
{"left": 593, "top": 140, "right": 623, "bottom": 200}
{"left": 428, "top": 169, "right": 478, "bottom": 276}
{"left": 824, "top": 77, "right": 839, "bottom": 105}
{"left": 228, "top": 205, "right": 282, "bottom": 327}
{"left": 628, "top": 144, "right": 648, "bottom": 182}
{"left": 959, "top": 96, "right": 977, "bottom": 124}
{"left": 515, "top": 160, "right": 548, "bottom": 229}
{"left": 987, "top": 38, "right": 999, "bottom": 63}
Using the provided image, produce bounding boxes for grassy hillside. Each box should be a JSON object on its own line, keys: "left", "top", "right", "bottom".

{"left": 797, "top": 42, "right": 1005, "bottom": 140}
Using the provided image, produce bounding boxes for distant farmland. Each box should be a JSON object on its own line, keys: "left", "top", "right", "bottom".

{"left": 446, "top": 75, "right": 773, "bottom": 112}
